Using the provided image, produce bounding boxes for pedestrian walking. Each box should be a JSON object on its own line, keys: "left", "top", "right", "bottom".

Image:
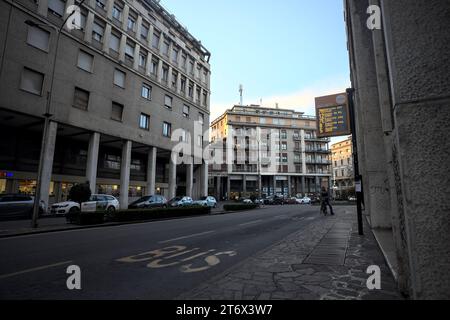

{"left": 320, "top": 187, "right": 334, "bottom": 216}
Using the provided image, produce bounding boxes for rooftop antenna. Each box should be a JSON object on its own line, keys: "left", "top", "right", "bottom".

{"left": 239, "top": 84, "right": 243, "bottom": 106}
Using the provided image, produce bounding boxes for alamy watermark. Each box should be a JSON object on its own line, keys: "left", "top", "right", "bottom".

{"left": 366, "top": 265, "right": 381, "bottom": 290}
{"left": 66, "top": 265, "right": 81, "bottom": 290}
{"left": 367, "top": 5, "right": 382, "bottom": 30}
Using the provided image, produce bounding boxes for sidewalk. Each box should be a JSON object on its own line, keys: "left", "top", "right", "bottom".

{"left": 178, "top": 206, "right": 404, "bottom": 300}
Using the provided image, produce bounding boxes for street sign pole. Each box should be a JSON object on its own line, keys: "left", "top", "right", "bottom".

{"left": 346, "top": 88, "right": 364, "bottom": 235}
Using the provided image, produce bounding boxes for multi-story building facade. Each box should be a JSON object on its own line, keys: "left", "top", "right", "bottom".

{"left": 331, "top": 136, "right": 354, "bottom": 199}
{"left": 0, "top": 0, "right": 211, "bottom": 209}
{"left": 209, "top": 105, "right": 332, "bottom": 200}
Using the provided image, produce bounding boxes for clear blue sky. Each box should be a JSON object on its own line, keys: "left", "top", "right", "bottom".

{"left": 162, "top": 0, "right": 351, "bottom": 125}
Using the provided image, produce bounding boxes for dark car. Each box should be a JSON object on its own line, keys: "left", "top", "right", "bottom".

{"left": 263, "top": 195, "right": 284, "bottom": 205}
{"left": 128, "top": 195, "right": 168, "bottom": 209}
{"left": 0, "top": 194, "right": 45, "bottom": 220}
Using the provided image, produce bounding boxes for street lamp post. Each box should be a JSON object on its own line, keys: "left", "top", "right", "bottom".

{"left": 29, "top": 1, "right": 85, "bottom": 228}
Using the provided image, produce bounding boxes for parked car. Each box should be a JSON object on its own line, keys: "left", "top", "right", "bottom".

{"left": 296, "top": 197, "right": 312, "bottom": 204}
{"left": 51, "top": 194, "right": 119, "bottom": 215}
{"left": 193, "top": 196, "right": 217, "bottom": 208}
{"left": 284, "top": 197, "right": 298, "bottom": 205}
{"left": 253, "top": 198, "right": 264, "bottom": 205}
{"left": 0, "top": 194, "right": 45, "bottom": 220}
{"left": 168, "top": 196, "right": 193, "bottom": 207}
{"left": 128, "top": 195, "right": 168, "bottom": 209}
{"left": 242, "top": 199, "right": 253, "bottom": 204}
{"left": 263, "top": 195, "right": 284, "bottom": 205}
{"left": 348, "top": 196, "right": 357, "bottom": 201}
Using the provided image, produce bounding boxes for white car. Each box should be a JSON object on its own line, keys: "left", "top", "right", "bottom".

{"left": 51, "top": 194, "right": 119, "bottom": 215}
{"left": 296, "top": 197, "right": 311, "bottom": 204}
{"left": 242, "top": 199, "right": 253, "bottom": 204}
{"left": 168, "top": 196, "right": 193, "bottom": 207}
{"left": 193, "top": 196, "right": 217, "bottom": 208}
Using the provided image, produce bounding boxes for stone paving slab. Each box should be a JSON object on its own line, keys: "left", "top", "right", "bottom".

{"left": 179, "top": 207, "right": 404, "bottom": 300}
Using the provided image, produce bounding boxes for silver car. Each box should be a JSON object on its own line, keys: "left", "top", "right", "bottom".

{"left": 0, "top": 194, "right": 45, "bottom": 220}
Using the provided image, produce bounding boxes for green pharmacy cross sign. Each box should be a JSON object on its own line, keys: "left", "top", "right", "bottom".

{"left": 315, "top": 93, "right": 351, "bottom": 138}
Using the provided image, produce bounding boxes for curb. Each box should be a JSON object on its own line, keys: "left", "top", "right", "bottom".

{"left": 0, "top": 207, "right": 264, "bottom": 239}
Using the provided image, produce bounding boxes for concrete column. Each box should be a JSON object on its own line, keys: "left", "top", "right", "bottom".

{"left": 102, "top": 24, "right": 112, "bottom": 53}
{"left": 301, "top": 176, "right": 305, "bottom": 196}
{"left": 146, "top": 147, "right": 157, "bottom": 196}
{"left": 119, "top": 140, "right": 132, "bottom": 210}
{"left": 158, "top": 33, "right": 164, "bottom": 55}
{"left": 176, "top": 72, "right": 182, "bottom": 94}
{"left": 121, "top": 4, "right": 130, "bottom": 31}
{"left": 288, "top": 176, "right": 292, "bottom": 197}
{"left": 133, "top": 43, "right": 140, "bottom": 70}
{"left": 168, "top": 152, "right": 177, "bottom": 199}
{"left": 37, "top": 0, "right": 48, "bottom": 17}
{"left": 38, "top": 121, "right": 58, "bottom": 210}
{"left": 148, "top": 25, "right": 154, "bottom": 48}
{"left": 86, "top": 132, "right": 100, "bottom": 194}
{"left": 201, "top": 161, "right": 208, "bottom": 197}
{"left": 184, "top": 79, "right": 189, "bottom": 99}
{"left": 273, "top": 175, "right": 277, "bottom": 195}
{"left": 106, "top": 0, "right": 114, "bottom": 19}
{"left": 83, "top": 11, "right": 95, "bottom": 43}
{"left": 186, "top": 159, "right": 193, "bottom": 197}
{"left": 157, "top": 59, "right": 163, "bottom": 83}
{"left": 193, "top": 83, "right": 197, "bottom": 103}
{"left": 63, "top": 0, "right": 75, "bottom": 20}
{"left": 145, "top": 52, "right": 153, "bottom": 77}
{"left": 199, "top": 87, "right": 204, "bottom": 107}
{"left": 136, "top": 16, "right": 142, "bottom": 39}
{"left": 226, "top": 177, "right": 231, "bottom": 200}
{"left": 53, "top": 182, "right": 62, "bottom": 203}
{"left": 118, "top": 34, "right": 127, "bottom": 62}
{"left": 167, "top": 66, "right": 173, "bottom": 87}
{"left": 242, "top": 175, "right": 247, "bottom": 193}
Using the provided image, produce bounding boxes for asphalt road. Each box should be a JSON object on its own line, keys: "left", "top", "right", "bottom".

{"left": 0, "top": 205, "right": 323, "bottom": 300}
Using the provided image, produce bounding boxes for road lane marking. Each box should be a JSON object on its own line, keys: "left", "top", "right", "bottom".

{"left": 239, "top": 220, "right": 263, "bottom": 227}
{"left": 159, "top": 230, "right": 215, "bottom": 244}
{"left": 0, "top": 260, "right": 73, "bottom": 280}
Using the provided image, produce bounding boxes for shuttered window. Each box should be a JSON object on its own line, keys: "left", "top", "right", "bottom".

{"left": 27, "top": 26, "right": 50, "bottom": 52}
{"left": 109, "top": 33, "right": 120, "bottom": 52}
{"left": 73, "top": 87, "right": 89, "bottom": 110}
{"left": 77, "top": 50, "right": 94, "bottom": 72}
{"left": 113, "top": 69, "right": 125, "bottom": 88}
{"left": 20, "top": 67, "right": 44, "bottom": 95}
{"left": 111, "top": 102, "right": 123, "bottom": 121}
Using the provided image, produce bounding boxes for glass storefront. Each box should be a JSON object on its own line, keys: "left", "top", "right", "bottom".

{"left": 96, "top": 185, "right": 145, "bottom": 198}
{"left": 0, "top": 179, "right": 6, "bottom": 194}
{"left": 17, "top": 180, "right": 54, "bottom": 197}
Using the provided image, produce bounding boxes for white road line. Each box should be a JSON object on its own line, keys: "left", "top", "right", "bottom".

{"left": 239, "top": 220, "right": 263, "bottom": 227}
{"left": 0, "top": 260, "right": 73, "bottom": 280}
{"left": 159, "top": 230, "right": 215, "bottom": 244}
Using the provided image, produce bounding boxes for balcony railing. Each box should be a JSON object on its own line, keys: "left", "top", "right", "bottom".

{"left": 232, "top": 165, "right": 258, "bottom": 173}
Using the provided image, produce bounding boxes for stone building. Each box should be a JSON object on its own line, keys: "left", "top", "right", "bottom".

{"left": 344, "top": 0, "right": 450, "bottom": 299}
{"left": 331, "top": 136, "right": 354, "bottom": 200}
{"left": 0, "top": 0, "right": 211, "bottom": 209}
{"left": 209, "top": 105, "right": 332, "bottom": 200}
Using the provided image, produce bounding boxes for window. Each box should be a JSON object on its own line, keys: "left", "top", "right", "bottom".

{"left": 96, "top": 0, "right": 106, "bottom": 9}
{"left": 181, "top": 54, "right": 187, "bottom": 69}
{"left": 141, "top": 24, "right": 149, "bottom": 40}
{"left": 188, "top": 83, "right": 194, "bottom": 98}
{"left": 127, "top": 17, "right": 135, "bottom": 31}
{"left": 197, "top": 135, "right": 203, "bottom": 147}
{"left": 172, "top": 48, "right": 178, "bottom": 63}
{"left": 73, "top": 87, "right": 89, "bottom": 110}
{"left": 27, "top": 25, "right": 50, "bottom": 52}
{"left": 113, "top": 69, "right": 126, "bottom": 88}
{"left": 139, "top": 113, "right": 150, "bottom": 130}
{"left": 92, "top": 22, "right": 104, "bottom": 42}
{"left": 20, "top": 67, "right": 44, "bottom": 95}
{"left": 180, "top": 77, "right": 186, "bottom": 93}
{"left": 162, "top": 66, "right": 168, "bottom": 82}
{"left": 203, "top": 70, "right": 208, "bottom": 83}
{"left": 151, "top": 59, "right": 158, "bottom": 75}
{"left": 202, "top": 92, "right": 207, "bottom": 106}
{"left": 74, "top": 12, "right": 87, "bottom": 31}
{"left": 152, "top": 31, "right": 160, "bottom": 48}
{"left": 48, "top": 0, "right": 65, "bottom": 17}
{"left": 77, "top": 50, "right": 94, "bottom": 72}
{"left": 111, "top": 102, "right": 123, "bottom": 121}
{"left": 112, "top": 5, "right": 122, "bottom": 21}
{"left": 163, "top": 122, "right": 171, "bottom": 137}
{"left": 164, "top": 95, "right": 172, "bottom": 109}
{"left": 125, "top": 42, "right": 135, "bottom": 59}
{"left": 109, "top": 33, "right": 120, "bottom": 52}
{"left": 139, "top": 52, "right": 147, "bottom": 67}
{"left": 180, "top": 129, "right": 187, "bottom": 142}
{"left": 161, "top": 41, "right": 169, "bottom": 56}
{"left": 188, "top": 60, "right": 194, "bottom": 74}
{"left": 141, "top": 84, "right": 151, "bottom": 100}
{"left": 260, "top": 118, "right": 266, "bottom": 124}
{"left": 183, "top": 105, "right": 189, "bottom": 118}
{"left": 199, "top": 112, "right": 204, "bottom": 125}
{"left": 281, "top": 142, "right": 287, "bottom": 150}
